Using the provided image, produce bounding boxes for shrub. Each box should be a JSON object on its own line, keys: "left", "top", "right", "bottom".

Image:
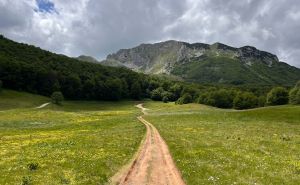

{"left": 51, "top": 91, "right": 64, "bottom": 105}
{"left": 233, "top": 92, "right": 258, "bottom": 110}
{"left": 162, "top": 91, "right": 174, "bottom": 101}
{"left": 197, "top": 89, "right": 236, "bottom": 108}
{"left": 266, "top": 87, "right": 289, "bottom": 105}
{"left": 150, "top": 87, "right": 164, "bottom": 101}
{"left": 257, "top": 95, "right": 266, "bottom": 107}
{"left": 289, "top": 81, "right": 300, "bottom": 105}
{"left": 211, "top": 89, "right": 235, "bottom": 108}
{"left": 21, "top": 176, "right": 32, "bottom": 185}
{"left": 27, "top": 162, "right": 39, "bottom": 171}
{"left": 176, "top": 93, "right": 192, "bottom": 105}
{"left": 162, "top": 96, "right": 169, "bottom": 103}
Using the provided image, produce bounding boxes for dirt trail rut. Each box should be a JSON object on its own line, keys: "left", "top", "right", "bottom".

{"left": 35, "top": 102, "right": 51, "bottom": 109}
{"left": 113, "top": 104, "right": 186, "bottom": 185}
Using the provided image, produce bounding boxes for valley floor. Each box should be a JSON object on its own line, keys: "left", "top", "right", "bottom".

{"left": 0, "top": 90, "right": 299, "bottom": 184}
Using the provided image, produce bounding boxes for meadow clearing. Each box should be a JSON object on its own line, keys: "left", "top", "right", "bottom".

{"left": 1, "top": 89, "right": 300, "bottom": 185}
{"left": 0, "top": 90, "right": 145, "bottom": 184}
{"left": 144, "top": 102, "right": 300, "bottom": 185}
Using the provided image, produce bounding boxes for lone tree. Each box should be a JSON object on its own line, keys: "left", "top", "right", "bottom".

{"left": 51, "top": 91, "right": 64, "bottom": 105}
{"left": 266, "top": 87, "right": 289, "bottom": 105}
{"left": 289, "top": 81, "right": 300, "bottom": 105}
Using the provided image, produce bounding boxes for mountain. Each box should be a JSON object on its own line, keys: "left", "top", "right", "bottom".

{"left": 102, "top": 40, "right": 300, "bottom": 86}
{"left": 76, "top": 55, "right": 99, "bottom": 63}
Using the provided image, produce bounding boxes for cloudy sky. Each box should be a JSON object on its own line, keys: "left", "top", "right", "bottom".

{"left": 0, "top": 0, "right": 299, "bottom": 67}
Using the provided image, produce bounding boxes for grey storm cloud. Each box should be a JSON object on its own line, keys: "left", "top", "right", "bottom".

{"left": 0, "top": 0, "right": 299, "bottom": 67}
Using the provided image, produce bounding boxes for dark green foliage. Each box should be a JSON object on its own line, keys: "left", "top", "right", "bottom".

{"left": 289, "top": 81, "right": 300, "bottom": 105}
{"left": 27, "top": 162, "right": 39, "bottom": 171}
{"left": 0, "top": 80, "right": 2, "bottom": 92}
{"left": 104, "top": 79, "right": 123, "bottom": 100}
{"left": 169, "top": 84, "right": 182, "bottom": 100}
{"left": 151, "top": 87, "right": 164, "bottom": 101}
{"left": 162, "top": 96, "right": 169, "bottom": 103}
{"left": 210, "top": 89, "right": 236, "bottom": 108}
{"left": 267, "top": 87, "right": 289, "bottom": 105}
{"left": 21, "top": 176, "right": 32, "bottom": 185}
{"left": 198, "top": 89, "right": 235, "bottom": 108}
{"left": 130, "top": 81, "right": 142, "bottom": 100}
{"left": 51, "top": 91, "right": 64, "bottom": 105}
{"left": 257, "top": 96, "right": 266, "bottom": 107}
{"left": 176, "top": 93, "right": 193, "bottom": 105}
{"left": 233, "top": 92, "right": 258, "bottom": 110}
{"left": 162, "top": 91, "right": 174, "bottom": 102}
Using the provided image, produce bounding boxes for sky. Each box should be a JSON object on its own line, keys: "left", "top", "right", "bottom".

{"left": 0, "top": 0, "right": 299, "bottom": 67}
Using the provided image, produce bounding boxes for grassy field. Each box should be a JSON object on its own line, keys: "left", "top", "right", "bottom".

{"left": 144, "top": 102, "right": 300, "bottom": 185}
{"left": 0, "top": 90, "right": 145, "bottom": 184}
{"left": 0, "top": 90, "right": 50, "bottom": 110}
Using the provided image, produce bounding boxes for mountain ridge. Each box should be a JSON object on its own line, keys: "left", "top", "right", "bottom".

{"left": 102, "top": 40, "right": 300, "bottom": 85}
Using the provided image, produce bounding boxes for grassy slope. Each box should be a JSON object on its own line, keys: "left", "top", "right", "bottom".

{"left": 0, "top": 89, "right": 50, "bottom": 110}
{"left": 144, "top": 102, "right": 300, "bottom": 185}
{"left": 171, "top": 56, "right": 300, "bottom": 85}
{"left": 0, "top": 90, "right": 145, "bottom": 184}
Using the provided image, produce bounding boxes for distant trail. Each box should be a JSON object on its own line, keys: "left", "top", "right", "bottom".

{"left": 112, "top": 104, "right": 185, "bottom": 185}
{"left": 35, "top": 102, "right": 51, "bottom": 109}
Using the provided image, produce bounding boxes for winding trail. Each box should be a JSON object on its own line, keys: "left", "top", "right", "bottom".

{"left": 112, "top": 104, "right": 185, "bottom": 185}
{"left": 35, "top": 102, "right": 51, "bottom": 109}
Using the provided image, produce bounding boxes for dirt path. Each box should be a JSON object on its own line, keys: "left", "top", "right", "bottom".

{"left": 35, "top": 102, "right": 51, "bottom": 109}
{"left": 112, "top": 104, "right": 186, "bottom": 185}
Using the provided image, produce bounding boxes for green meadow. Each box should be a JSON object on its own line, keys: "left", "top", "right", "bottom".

{"left": 144, "top": 102, "right": 300, "bottom": 185}
{"left": 0, "top": 90, "right": 145, "bottom": 184}
{"left": 1, "top": 89, "right": 300, "bottom": 185}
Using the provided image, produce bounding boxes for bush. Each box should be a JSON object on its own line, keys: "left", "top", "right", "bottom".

{"left": 51, "top": 91, "right": 64, "bottom": 105}
{"left": 233, "top": 92, "right": 258, "bottom": 110}
{"left": 162, "top": 96, "right": 169, "bottom": 103}
{"left": 27, "top": 162, "right": 39, "bottom": 171}
{"left": 150, "top": 87, "right": 164, "bottom": 101}
{"left": 266, "top": 87, "right": 289, "bottom": 105}
{"left": 211, "top": 89, "right": 235, "bottom": 108}
{"left": 289, "top": 81, "right": 300, "bottom": 105}
{"left": 257, "top": 95, "right": 266, "bottom": 107}
{"left": 21, "top": 176, "right": 32, "bottom": 185}
{"left": 197, "top": 89, "right": 236, "bottom": 108}
{"left": 0, "top": 80, "right": 2, "bottom": 91}
{"left": 176, "top": 93, "right": 192, "bottom": 105}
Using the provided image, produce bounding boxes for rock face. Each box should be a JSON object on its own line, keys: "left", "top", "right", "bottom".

{"left": 102, "top": 40, "right": 300, "bottom": 85}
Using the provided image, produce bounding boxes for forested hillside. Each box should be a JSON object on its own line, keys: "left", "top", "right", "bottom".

{"left": 0, "top": 35, "right": 150, "bottom": 100}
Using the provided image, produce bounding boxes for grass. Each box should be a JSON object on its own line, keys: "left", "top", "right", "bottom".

{"left": 144, "top": 102, "right": 300, "bottom": 185}
{"left": 0, "top": 89, "right": 50, "bottom": 110}
{"left": 0, "top": 90, "right": 145, "bottom": 184}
